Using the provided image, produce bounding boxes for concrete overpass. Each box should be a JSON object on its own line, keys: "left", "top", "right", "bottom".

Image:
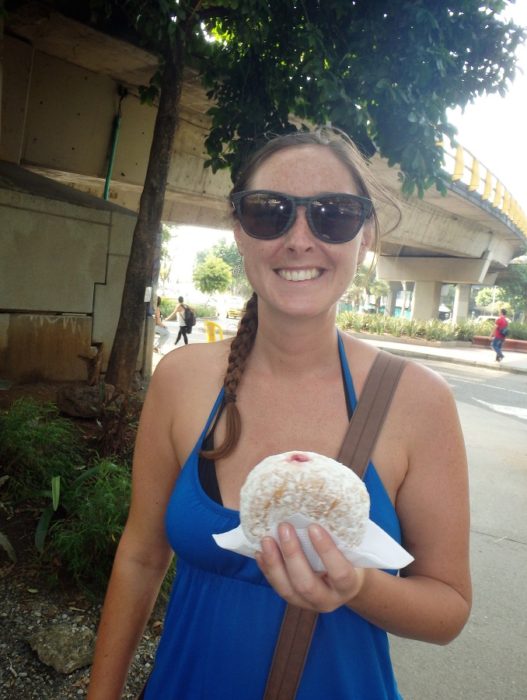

{"left": 1, "top": 6, "right": 526, "bottom": 382}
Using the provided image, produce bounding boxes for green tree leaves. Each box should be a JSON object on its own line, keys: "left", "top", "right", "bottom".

{"left": 193, "top": 254, "right": 233, "bottom": 295}
{"left": 196, "top": 238, "right": 250, "bottom": 296}
{"left": 198, "top": 1, "right": 525, "bottom": 191}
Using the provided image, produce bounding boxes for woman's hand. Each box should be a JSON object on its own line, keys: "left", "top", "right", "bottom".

{"left": 255, "top": 523, "right": 365, "bottom": 612}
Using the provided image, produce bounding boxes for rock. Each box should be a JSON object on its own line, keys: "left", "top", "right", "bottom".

{"left": 56, "top": 383, "right": 115, "bottom": 418}
{"left": 26, "top": 622, "right": 95, "bottom": 674}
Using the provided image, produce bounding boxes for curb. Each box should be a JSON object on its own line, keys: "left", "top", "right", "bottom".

{"left": 377, "top": 345, "right": 527, "bottom": 375}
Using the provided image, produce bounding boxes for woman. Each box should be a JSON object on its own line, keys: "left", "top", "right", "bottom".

{"left": 88, "top": 129, "right": 471, "bottom": 699}
{"left": 153, "top": 296, "right": 170, "bottom": 353}
{"left": 171, "top": 296, "right": 189, "bottom": 346}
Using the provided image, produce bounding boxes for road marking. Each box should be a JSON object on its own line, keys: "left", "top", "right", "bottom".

{"left": 442, "top": 372, "right": 527, "bottom": 397}
{"left": 474, "top": 398, "right": 527, "bottom": 420}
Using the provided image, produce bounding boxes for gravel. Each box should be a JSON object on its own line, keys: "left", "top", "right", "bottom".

{"left": 0, "top": 558, "right": 165, "bottom": 699}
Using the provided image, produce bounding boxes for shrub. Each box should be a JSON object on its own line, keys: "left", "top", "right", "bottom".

{"left": 192, "top": 302, "right": 217, "bottom": 318}
{"left": 336, "top": 312, "right": 527, "bottom": 343}
{"left": 509, "top": 322, "right": 527, "bottom": 340}
{"left": 0, "top": 398, "right": 86, "bottom": 506}
{"left": 159, "top": 297, "right": 177, "bottom": 318}
{"left": 451, "top": 321, "right": 473, "bottom": 341}
{"left": 49, "top": 459, "right": 132, "bottom": 592}
{"left": 160, "top": 299, "right": 216, "bottom": 320}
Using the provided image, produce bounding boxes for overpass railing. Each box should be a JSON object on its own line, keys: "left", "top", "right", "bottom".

{"left": 441, "top": 143, "right": 527, "bottom": 237}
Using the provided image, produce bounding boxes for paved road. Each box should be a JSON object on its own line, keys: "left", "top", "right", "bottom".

{"left": 155, "top": 318, "right": 238, "bottom": 351}
{"left": 391, "top": 360, "right": 527, "bottom": 700}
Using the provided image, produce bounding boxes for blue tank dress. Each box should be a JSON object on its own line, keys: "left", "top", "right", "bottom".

{"left": 144, "top": 336, "right": 403, "bottom": 699}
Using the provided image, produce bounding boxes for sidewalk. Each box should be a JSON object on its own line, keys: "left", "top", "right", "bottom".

{"left": 351, "top": 334, "right": 527, "bottom": 374}
{"left": 157, "top": 322, "right": 527, "bottom": 375}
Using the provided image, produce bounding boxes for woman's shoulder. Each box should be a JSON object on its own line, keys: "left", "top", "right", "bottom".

{"left": 151, "top": 339, "right": 231, "bottom": 402}
{"left": 338, "top": 330, "right": 452, "bottom": 407}
{"left": 146, "top": 340, "right": 232, "bottom": 463}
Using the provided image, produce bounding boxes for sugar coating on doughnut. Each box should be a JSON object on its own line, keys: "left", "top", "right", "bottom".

{"left": 240, "top": 451, "right": 370, "bottom": 548}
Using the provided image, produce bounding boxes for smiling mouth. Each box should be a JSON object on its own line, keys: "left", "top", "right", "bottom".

{"left": 276, "top": 268, "right": 322, "bottom": 282}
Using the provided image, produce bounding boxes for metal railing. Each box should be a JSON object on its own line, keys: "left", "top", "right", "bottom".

{"left": 441, "top": 143, "right": 527, "bottom": 237}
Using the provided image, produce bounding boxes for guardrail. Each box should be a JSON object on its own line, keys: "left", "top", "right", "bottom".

{"left": 442, "top": 143, "right": 527, "bottom": 237}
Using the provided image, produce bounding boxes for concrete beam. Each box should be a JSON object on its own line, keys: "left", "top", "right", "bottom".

{"left": 377, "top": 256, "right": 492, "bottom": 285}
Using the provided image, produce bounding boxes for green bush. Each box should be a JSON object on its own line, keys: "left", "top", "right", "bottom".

{"left": 49, "top": 459, "right": 131, "bottom": 592}
{"left": 159, "top": 297, "right": 177, "bottom": 318}
{"left": 160, "top": 299, "right": 217, "bottom": 319}
{"left": 508, "top": 322, "right": 527, "bottom": 340}
{"left": 336, "top": 312, "right": 458, "bottom": 341}
{"left": 0, "top": 398, "right": 86, "bottom": 505}
{"left": 453, "top": 321, "right": 479, "bottom": 342}
{"left": 0, "top": 397, "right": 139, "bottom": 592}
{"left": 192, "top": 302, "right": 218, "bottom": 318}
{"left": 337, "top": 312, "right": 527, "bottom": 343}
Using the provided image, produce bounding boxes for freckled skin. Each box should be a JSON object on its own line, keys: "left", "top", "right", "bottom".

{"left": 233, "top": 145, "right": 372, "bottom": 323}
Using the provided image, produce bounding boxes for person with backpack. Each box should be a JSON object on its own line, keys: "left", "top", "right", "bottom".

{"left": 173, "top": 296, "right": 192, "bottom": 346}
{"left": 490, "top": 308, "right": 510, "bottom": 362}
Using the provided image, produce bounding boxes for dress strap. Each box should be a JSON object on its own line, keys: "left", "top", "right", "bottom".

{"left": 337, "top": 332, "right": 357, "bottom": 411}
{"left": 195, "top": 388, "right": 225, "bottom": 451}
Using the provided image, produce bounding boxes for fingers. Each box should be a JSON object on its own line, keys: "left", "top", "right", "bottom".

{"left": 308, "top": 525, "right": 364, "bottom": 600}
{"left": 256, "top": 535, "right": 300, "bottom": 604}
{"left": 255, "top": 524, "right": 363, "bottom": 612}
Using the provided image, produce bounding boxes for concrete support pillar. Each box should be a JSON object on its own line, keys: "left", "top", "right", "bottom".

{"left": 411, "top": 281, "right": 442, "bottom": 320}
{"left": 385, "top": 281, "right": 401, "bottom": 316}
{"left": 452, "top": 283, "right": 471, "bottom": 324}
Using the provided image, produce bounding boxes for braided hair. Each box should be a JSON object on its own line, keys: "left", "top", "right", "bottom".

{"left": 200, "top": 293, "right": 258, "bottom": 460}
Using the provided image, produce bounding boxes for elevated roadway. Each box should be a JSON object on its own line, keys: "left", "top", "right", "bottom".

{"left": 2, "top": 5, "right": 526, "bottom": 325}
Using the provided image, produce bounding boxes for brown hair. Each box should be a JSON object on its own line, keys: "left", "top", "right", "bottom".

{"left": 202, "top": 127, "right": 396, "bottom": 461}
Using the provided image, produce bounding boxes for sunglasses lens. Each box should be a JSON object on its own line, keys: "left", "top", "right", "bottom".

{"left": 238, "top": 193, "right": 292, "bottom": 239}
{"left": 311, "top": 196, "right": 367, "bottom": 243}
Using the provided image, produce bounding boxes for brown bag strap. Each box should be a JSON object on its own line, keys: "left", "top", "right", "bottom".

{"left": 263, "top": 351, "right": 407, "bottom": 700}
{"left": 337, "top": 351, "right": 407, "bottom": 477}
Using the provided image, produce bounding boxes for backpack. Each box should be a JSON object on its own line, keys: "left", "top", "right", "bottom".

{"left": 184, "top": 305, "right": 196, "bottom": 331}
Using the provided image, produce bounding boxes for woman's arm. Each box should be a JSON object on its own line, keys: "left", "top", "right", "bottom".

{"left": 256, "top": 363, "right": 471, "bottom": 645}
{"left": 87, "top": 365, "right": 181, "bottom": 698}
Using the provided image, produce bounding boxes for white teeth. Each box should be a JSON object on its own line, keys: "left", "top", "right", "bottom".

{"left": 278, "top": 268, "right": 321, "bottom": 281}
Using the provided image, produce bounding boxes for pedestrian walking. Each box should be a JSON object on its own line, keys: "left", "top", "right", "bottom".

{"left": 490, "top": 308, "right": 509, "bottom": 362}
{"left": 153, "top": 296, "right": 170, "bottom": 353}
{"left": 170, "top": 296, "right": 189, "bottom": 346}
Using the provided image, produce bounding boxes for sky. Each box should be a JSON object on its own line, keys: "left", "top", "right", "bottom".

{"left": 447, "top": 1, "right": 527, "bottom": 210}
{"left": 166, "top": 2, "right": 527, "bottom": 290}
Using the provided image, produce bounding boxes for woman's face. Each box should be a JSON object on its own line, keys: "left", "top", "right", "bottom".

{"left": 234, "top": 145, "right": 373, "bottom": 320}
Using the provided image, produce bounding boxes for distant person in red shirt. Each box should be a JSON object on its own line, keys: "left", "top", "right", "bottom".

{"left": 490, "top": 308, "right": 509, "bottom": 362}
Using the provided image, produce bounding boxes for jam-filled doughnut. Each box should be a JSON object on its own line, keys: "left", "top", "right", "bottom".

{"left": 240, "top": 451, "right": 370, "bottom": 548}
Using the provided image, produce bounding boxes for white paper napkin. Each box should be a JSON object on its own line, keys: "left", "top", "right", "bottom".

{"left": 213, "top": 512, "right": 414, "bottom": 572}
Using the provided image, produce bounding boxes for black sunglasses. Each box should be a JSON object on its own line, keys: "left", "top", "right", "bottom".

{"left": 231, "top": 190, "right": 373, "bottom": 244}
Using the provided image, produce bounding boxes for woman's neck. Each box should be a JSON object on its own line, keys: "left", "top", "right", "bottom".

{"left": 249, "top": 308, "right": 341, "bottom": 378}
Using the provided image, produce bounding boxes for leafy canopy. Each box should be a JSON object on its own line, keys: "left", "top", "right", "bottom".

{"left": 199, "top": 1, "right": 525, "bottom": 194}
{"left": 193, "top": 254, "right": 233, "bottom": 295}
{"left": 497, "top": 263, "right": 527, "bottom": 317}
{"left": 79, "top": 0, "right": 525, "bottom": 196}
{"left": 196, "top": 238, "right": 250, "bottom": 296}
